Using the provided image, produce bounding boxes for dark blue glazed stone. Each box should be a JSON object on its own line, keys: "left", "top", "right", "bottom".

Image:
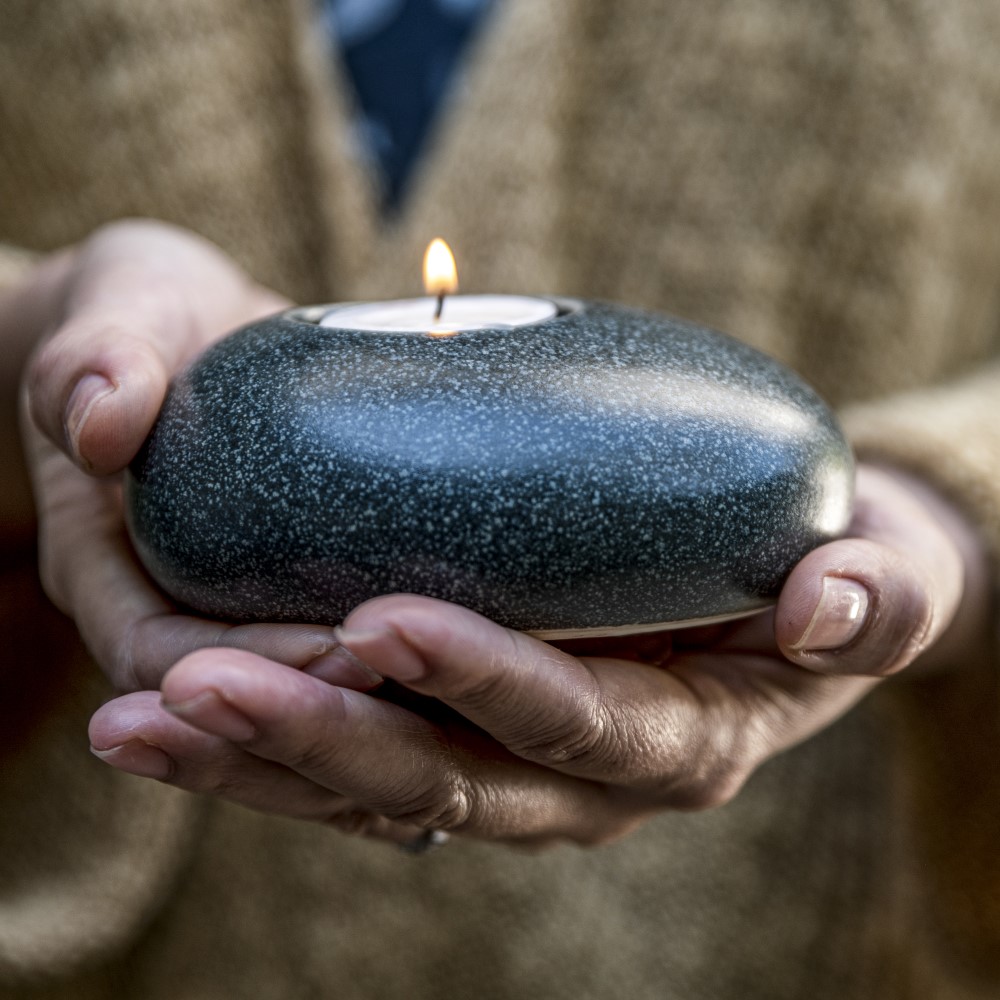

{"left": 125, "top": 301, "right": 854, "bottom": 637}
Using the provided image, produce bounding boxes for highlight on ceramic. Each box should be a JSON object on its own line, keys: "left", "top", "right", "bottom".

{"left": 125, "top": 300, "right": 854, "bottom": 638}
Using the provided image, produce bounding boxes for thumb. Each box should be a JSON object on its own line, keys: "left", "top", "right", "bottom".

{"left": 24, "top": 219, "right": 285, "bottom": 475}
{"left": 775, "top": 466, "right": 965, "bottom": 676}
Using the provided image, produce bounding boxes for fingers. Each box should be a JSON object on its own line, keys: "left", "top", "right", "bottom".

{"left": 775, "top": 540, "right": 922, "bottom": 675}
{"left": 775, "top": 466, "right": 965, "bottom": 676}
{"left": 120, "top": 617, "right": 354, "bottom": 694}
{"left": 94, "top": 604, "right": 877, "bottom": 841}
{"left": 329, "top": 596, "right": 877, "bottom": 807}
{"left": 336, "top": 595, "right": 620, "bottom": 776}
{"left": 157, "top": 648, "right": 625, "bottom": 844}
{"left": 90, "top": 691, "right": 352, "bottom": 820}
{"left": 326, "top": 595, "right": 719, "bottom": 790}
{"left": 24, "top": 220, "right": 285, "bottom": 474}
{"left": 89, "top": 692, "right": 430, "bottom": 847}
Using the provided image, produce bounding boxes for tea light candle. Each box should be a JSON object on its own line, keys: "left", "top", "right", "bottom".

{"left": 320, "top": 238, "right": 557, "bottom": 334}
{"left": 321, "top": 295, "right": 558, "bottom": 334}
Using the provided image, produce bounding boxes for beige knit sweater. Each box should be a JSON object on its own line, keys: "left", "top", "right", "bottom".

{"left": 2, "top": 1, "right": 999, "bottom": 997}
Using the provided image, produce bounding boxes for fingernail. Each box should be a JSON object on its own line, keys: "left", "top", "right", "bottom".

{"left": 304, "top": 646, "right": 384, "bottom": 691}
{"left": 334, "top": 626, "right": 428, "bottom": 683}
{"left": 162, "top": 690, "right": 257, "bottom": 742}
{"left": 91, "top": 740, "right": 174, "bottom": 780}
{"left": 793, "top": 577, "right": 870, "bottom": 652}
{"left": 64, "top": 373, "right": 114, "bottom": 459}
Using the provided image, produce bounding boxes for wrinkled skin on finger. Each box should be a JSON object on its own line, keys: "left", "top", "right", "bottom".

{"left": 89, "top": 465, "right": 990, "bottom": 849}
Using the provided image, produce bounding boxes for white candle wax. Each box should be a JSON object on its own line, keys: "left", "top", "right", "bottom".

{"left": 320, "top": 295, "right": 558, "bottom": 333}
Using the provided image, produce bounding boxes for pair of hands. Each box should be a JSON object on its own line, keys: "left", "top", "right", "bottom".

{"left": 14, "top": 220, "right": 985, "bottom": 848}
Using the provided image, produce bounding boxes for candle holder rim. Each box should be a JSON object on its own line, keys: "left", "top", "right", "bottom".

{"left": 286, "top": 296, "right": 585, "bottom": 330}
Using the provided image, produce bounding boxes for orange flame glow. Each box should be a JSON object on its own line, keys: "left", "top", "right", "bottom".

{"left": 423, "top": 238, "right": 459, "bottom": 297}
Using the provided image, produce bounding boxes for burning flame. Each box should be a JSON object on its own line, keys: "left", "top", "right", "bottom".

{"left": 423, "top": 238, "right": 459, "bottom": 297}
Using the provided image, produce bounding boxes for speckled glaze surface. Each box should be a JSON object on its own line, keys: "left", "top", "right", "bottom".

{"left": 125, "top": 301, "right": 854, "bottom": 635}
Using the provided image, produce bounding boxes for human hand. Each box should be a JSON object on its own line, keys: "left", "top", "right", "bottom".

{"left": 89, "top": 463, "right": 986, "bottom": 848}
{"left": 18, "top": 220, "right": 354, "bottom": 691}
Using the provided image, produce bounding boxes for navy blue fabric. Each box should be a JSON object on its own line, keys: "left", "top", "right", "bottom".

{"left": 321, "top": 0, "right": 496, "bottom": 211}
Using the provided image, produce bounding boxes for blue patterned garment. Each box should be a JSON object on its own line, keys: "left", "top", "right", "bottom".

{"left": 320, "top": 0, "right": 496, "bottom": 212}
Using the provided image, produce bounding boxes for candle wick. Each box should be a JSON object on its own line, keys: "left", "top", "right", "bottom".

{"left": 434, "top": 292, "right": 446, "bottom": 321}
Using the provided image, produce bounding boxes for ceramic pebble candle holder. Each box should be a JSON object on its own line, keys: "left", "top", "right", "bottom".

{"left": 125, "top": 299, "right": 854, "bottom": 639}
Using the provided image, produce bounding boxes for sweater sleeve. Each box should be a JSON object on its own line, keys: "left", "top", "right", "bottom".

{"left": 843, "top": 363, "right": 1000, "bottom": 974}
{"left": 840, "top": 360, "right": 1000, "bottom": 570}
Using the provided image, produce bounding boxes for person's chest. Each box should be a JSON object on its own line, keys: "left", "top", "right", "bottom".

{"left": 3, "top": 0, "right": 999, "bottom": 402}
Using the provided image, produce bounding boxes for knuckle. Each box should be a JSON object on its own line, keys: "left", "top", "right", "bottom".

{"left": 502, "top": 682, "right": 622, "bottom": 770}
{"left": 201, "top": 769, "right": 246, "bottom": 801}
{"left": 441, "top": 630, "right": 539, "bottom": 714}
{"left": 84, "top": 321, "right": 152, "bottom": 364}
{"left": 109, "top": 618, "right": 153, "bottom": 693}
{"left": 381, "top": 773, "right": 476, "bottom": 833}
{"left": 511, "top": 710, "right": 613, "bottom": 768}
{"left": 439, "top": 631, "right": 556, "bottom": 720}
{"left": 57, "top": 315, "right": 160, "bottom": 373}
{"left": 664, "top": 735, "right": 755, "bottom": 812}
{"left": 647, "top": 698, "right": 760, "bottom": 812}
{"left": 445, "top": 666, "right": 514, "bottom": 716}
{"left": 509, "top": 697, "right": 662, "bottom": 780}
{"left": 665, "top": 761, "right": 749, "bottom": 812}
{"left": 281, "top": 734, "right": 342, "bottom": 777}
